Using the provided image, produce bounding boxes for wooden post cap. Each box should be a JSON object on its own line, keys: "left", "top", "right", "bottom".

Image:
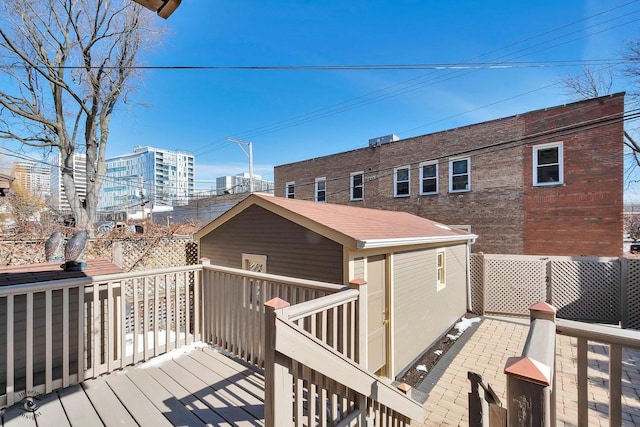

{"left": 349, "top": 278, "right": 367, "bottom": 286}
{"left": 200, "top": 257, "right": 210, "bottom": 265}
{"left": 264, "top": 297, "right": 290, "bottom": 310}
{"left": 504, "top": 356, "right": 552, "bottom": 387}
{"left": 529, "top": 301, "right": 556, "bottom": 315}
{"left": 397, "top": 383, "right": 412, "bottom": 394}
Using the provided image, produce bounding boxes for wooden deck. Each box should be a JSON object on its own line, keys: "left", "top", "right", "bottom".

{"left": 0, "top": 345, "right": 265, "bottom": 426}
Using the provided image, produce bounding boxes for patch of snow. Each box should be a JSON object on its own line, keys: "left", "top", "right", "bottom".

{"left": 447, "top": 316, "right": 481, "bottom": 341}
{"left": 416, "top": 364, "right": 428, "bottom": 372}
{"left": 137, "top": 341, "right": 209, "bottom": 369}
{"left": 434, "top": 350, "right": 443, "bottom": 356}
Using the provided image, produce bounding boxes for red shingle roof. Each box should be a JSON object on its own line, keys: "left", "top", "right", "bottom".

{"left": 197, "top": 194, "right": 476, "bottom": 249}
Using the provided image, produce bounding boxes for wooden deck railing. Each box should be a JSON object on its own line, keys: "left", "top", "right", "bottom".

{"left": 556, "top": 317, "right": 640, "bottom": 426}
{"left": 500, "top": 301, "right": 640, "bottom": 426}
{"left": 265, "top": 298, "right": 424, "bottom": 427}
{"left": 0, "top": 265, "right": 202, "bottom": 407}
{"left": 201, "top": 262, "right": 347, "bottom": 367}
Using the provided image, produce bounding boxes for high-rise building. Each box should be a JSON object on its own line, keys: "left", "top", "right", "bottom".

{"left": 50, "top": 153, "right": 87, "bottom": 213}
{"left": 12, "top": 161, "right": 51, "bottom": 199}
{"left": 215, "top": 173, "right": 274, "bottom": 195}
{"left": 100, "top": 146, "right": 194, "bottom": 212}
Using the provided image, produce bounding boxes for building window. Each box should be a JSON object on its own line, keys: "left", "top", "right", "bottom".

{"left": 286, "top": 181, "right": 295, "bottom": 199}
{"left": 242, "top": 253, "right": 267, "bottom": 273}
{"left": 394, "top": 166, "right": 410, "bottom": 197}
{"left": 350, "top": 172, "right": 364, "bottom": 201}
{"left": 315, "top": 177, "right": 326, "bottom": 202}
{"left": 419, "top": 161, "right": 438, "bottom": 195}
{"left": 437, "top": 249, "right": 446, "bottom": 291}
{"left": 449, "top": 157, "right": 470, "bottom": 193}
{"left": 533, "top": 142, "right": 563, "bottom": 186}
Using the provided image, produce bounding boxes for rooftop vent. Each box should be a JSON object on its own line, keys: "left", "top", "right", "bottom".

{"left": 368, "top": 134, "right": 399, "bottom": 148}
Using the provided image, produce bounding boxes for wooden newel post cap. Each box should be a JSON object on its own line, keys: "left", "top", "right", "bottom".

{"left": 200, "top": 257, "right": 210, "bottom": 265}
{"left": 504, "top": 356, "right": 552, "bottom": 387}
{"left": 529, "top": 301, "right": 556, "bottom": 321}
{"left": 349, "top": 278, "right": 367, "bottom": 286}
{"left": 264, "top": 297, "right": 290, "bottom": 310}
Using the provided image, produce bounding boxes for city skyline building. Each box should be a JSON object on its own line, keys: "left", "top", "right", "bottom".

{"left": 215, "top": 173, "right": 274, "bottom": 195}
{"left": 100, "top": 146, "right": 194, "bottom": 213}
{"left": 50, "top": 153, "right": 87, "bottom": 213}
{"left": 12, "top": 161, "right": 51, "bottom": 200}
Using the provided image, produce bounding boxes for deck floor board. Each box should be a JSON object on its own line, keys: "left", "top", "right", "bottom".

{"left": 57, "top": 385, "right": 104, "bottom": 427}
{"left": 1, "top": 345, "right": 266, "bottom": 427}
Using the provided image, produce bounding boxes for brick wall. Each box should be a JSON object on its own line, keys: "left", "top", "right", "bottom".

{"left": 275, "top": 94, "right": 624, "bottom": 256}
{"left": 523, "top": 94, "right": 624, "bottom": 256}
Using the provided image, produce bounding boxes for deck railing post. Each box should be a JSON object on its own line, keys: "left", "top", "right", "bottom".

{"left": 504, "top": 302, "right": 556, "bottom": 427}
{"left": 349, "top": 278, "right": 367, "bottom": 367}
{"left": 264, "top": 297, "right": 293, "bottom": 427}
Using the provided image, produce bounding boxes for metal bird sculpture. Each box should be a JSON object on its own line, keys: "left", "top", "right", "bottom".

{"left": 44, "top": 231, "right": 65, "bottom": 262}
{"left": 63, "top": 230, "right": 89, "bottom": 271}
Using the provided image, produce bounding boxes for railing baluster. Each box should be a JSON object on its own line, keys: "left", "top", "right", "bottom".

{"left": 45, "top": 289, "right": 52, "bottom": 393}
{"left": 6, "top": 294, "right": 14, "bottom": 406}
{"left": 62, "top": 287, "right": 69, "bottom": 387}
{"left": 107, "top": 281, "right": 114, "bottom": 371}
{"left": 610, "top": 344, "right": 622, "bottom": 426}
{"left": 26, "top": 292, "right": 33, "bottom": 393}
{"left": 577, "top": 337, "right": 588, "bottom": 426}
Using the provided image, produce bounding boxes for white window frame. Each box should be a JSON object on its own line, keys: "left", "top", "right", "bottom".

{"left": 394, "top": 165, "right": 411, "bottom": 197}
{"left": 533, "top": 142, "right": 564, "bottom": 186}
{"left": 242, "top": 253, "right": 267, "bottom": 273}
{"left": 350, "top": 171, "right": 364, "bottom": 201}
{"left": 436, "top": 249, "right": 446, "bottom": 291}
{"left": 286, "top": 181, "right": 295, "bottom": 199}
{"left": 419, "top": 161, "right": 438, "bottom": 195}
{"left": 449, "top": 157, "right": 471, "bottom": 193}
{"left": 315, "top": 177, "right": 327, "bottom": 202}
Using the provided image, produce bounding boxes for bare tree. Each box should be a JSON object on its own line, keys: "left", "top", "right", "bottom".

{"left": 0, "top": 0, "right": 162, "bottom": 230}
{"left": 561, "top": 66, "right": 614, "bottom": 101}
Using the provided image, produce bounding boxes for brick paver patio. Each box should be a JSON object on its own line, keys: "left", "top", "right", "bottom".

{"left": 409, "top": 316, "right": 640, "bottom": 426}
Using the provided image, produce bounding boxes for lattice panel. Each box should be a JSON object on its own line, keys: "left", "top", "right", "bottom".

{"left": 484, "top": 257, "right": 546, "bottom": 315}
{"left": 469, "top": 254, "right": 484, "bottom": 314}
{"left": 626, "top": 259, "right": 640, "bottom": 330}
{"left": 551, "top": 260, "right": 620, "bottom": 323}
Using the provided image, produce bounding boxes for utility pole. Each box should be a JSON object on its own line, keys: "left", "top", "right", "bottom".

{"left": 226, "top": 137, "right": 254, "bottom": 193}
{"left": 139, "top": 176, "right": 146, "bottom": 233}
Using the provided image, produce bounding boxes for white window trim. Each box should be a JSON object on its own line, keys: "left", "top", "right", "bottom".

{"left": 436, "top": 249, "right": 446, "bottom": 292}
{"left": 533, "top": 141, "right": 564, "bottom": 186}
{"left": 350, "top": 171, "right": 364, "bottom": 201}
{"left": 315, "top": 177, "right": 327, "bottom": 202}
{"left": 394, "top": 165, "right": 411, "bottom": 198}
{"left": 286, "top": 181, "right": 295, "bottom": 199}
{"left": 419, "top": 161, "right": 438, "bottom": 195}
{"left": 242, "top": 253, "right": 267, "bottom": 273}
{"left": 449, "top": 157, "right": 471, "bottom": 193}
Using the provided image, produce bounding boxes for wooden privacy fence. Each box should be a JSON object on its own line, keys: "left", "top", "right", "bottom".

{"left": 0, "top": 265, "right": 202, "bottom": 407}
{"left": 470, "top": 254, "right": 640, "bottom": 329}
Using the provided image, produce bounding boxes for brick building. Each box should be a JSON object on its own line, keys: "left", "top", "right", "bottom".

{"left": 274, "top": 93, "right": 625, "bottom": 256}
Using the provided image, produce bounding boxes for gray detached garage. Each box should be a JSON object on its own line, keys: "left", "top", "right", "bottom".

{"left": 195, "top": 193, "right": 477, "bottom": 378}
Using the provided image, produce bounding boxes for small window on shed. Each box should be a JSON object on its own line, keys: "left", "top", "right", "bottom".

{"left": 436, "top": 249, "right": 446, "bottom": 291}
{"left": 242, "top": 253, "right": 267, "bottom": 273}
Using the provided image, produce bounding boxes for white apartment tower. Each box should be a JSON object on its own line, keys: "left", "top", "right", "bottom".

{"left": 12, "top": 161, "right": 51, "bottom": 200}
{"left": 215, "top": 173, "right": 274, "bottom": 195}
{"left": 50, "top": 153, "right": 87, "bottom": 213}
{"left": 100, "top": 146, "right": 194, "bottom": 212}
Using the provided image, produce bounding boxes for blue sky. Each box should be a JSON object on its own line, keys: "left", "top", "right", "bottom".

{"left": 6, "top": 1, "right": 640, "bottom": 198}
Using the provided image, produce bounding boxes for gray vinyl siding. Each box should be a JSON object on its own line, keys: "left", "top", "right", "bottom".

{"left": 199, "top": 205, "right": 344, "bottom": 284}
{"left": 392, "top": 244, "right": 467, "bottom": 377}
